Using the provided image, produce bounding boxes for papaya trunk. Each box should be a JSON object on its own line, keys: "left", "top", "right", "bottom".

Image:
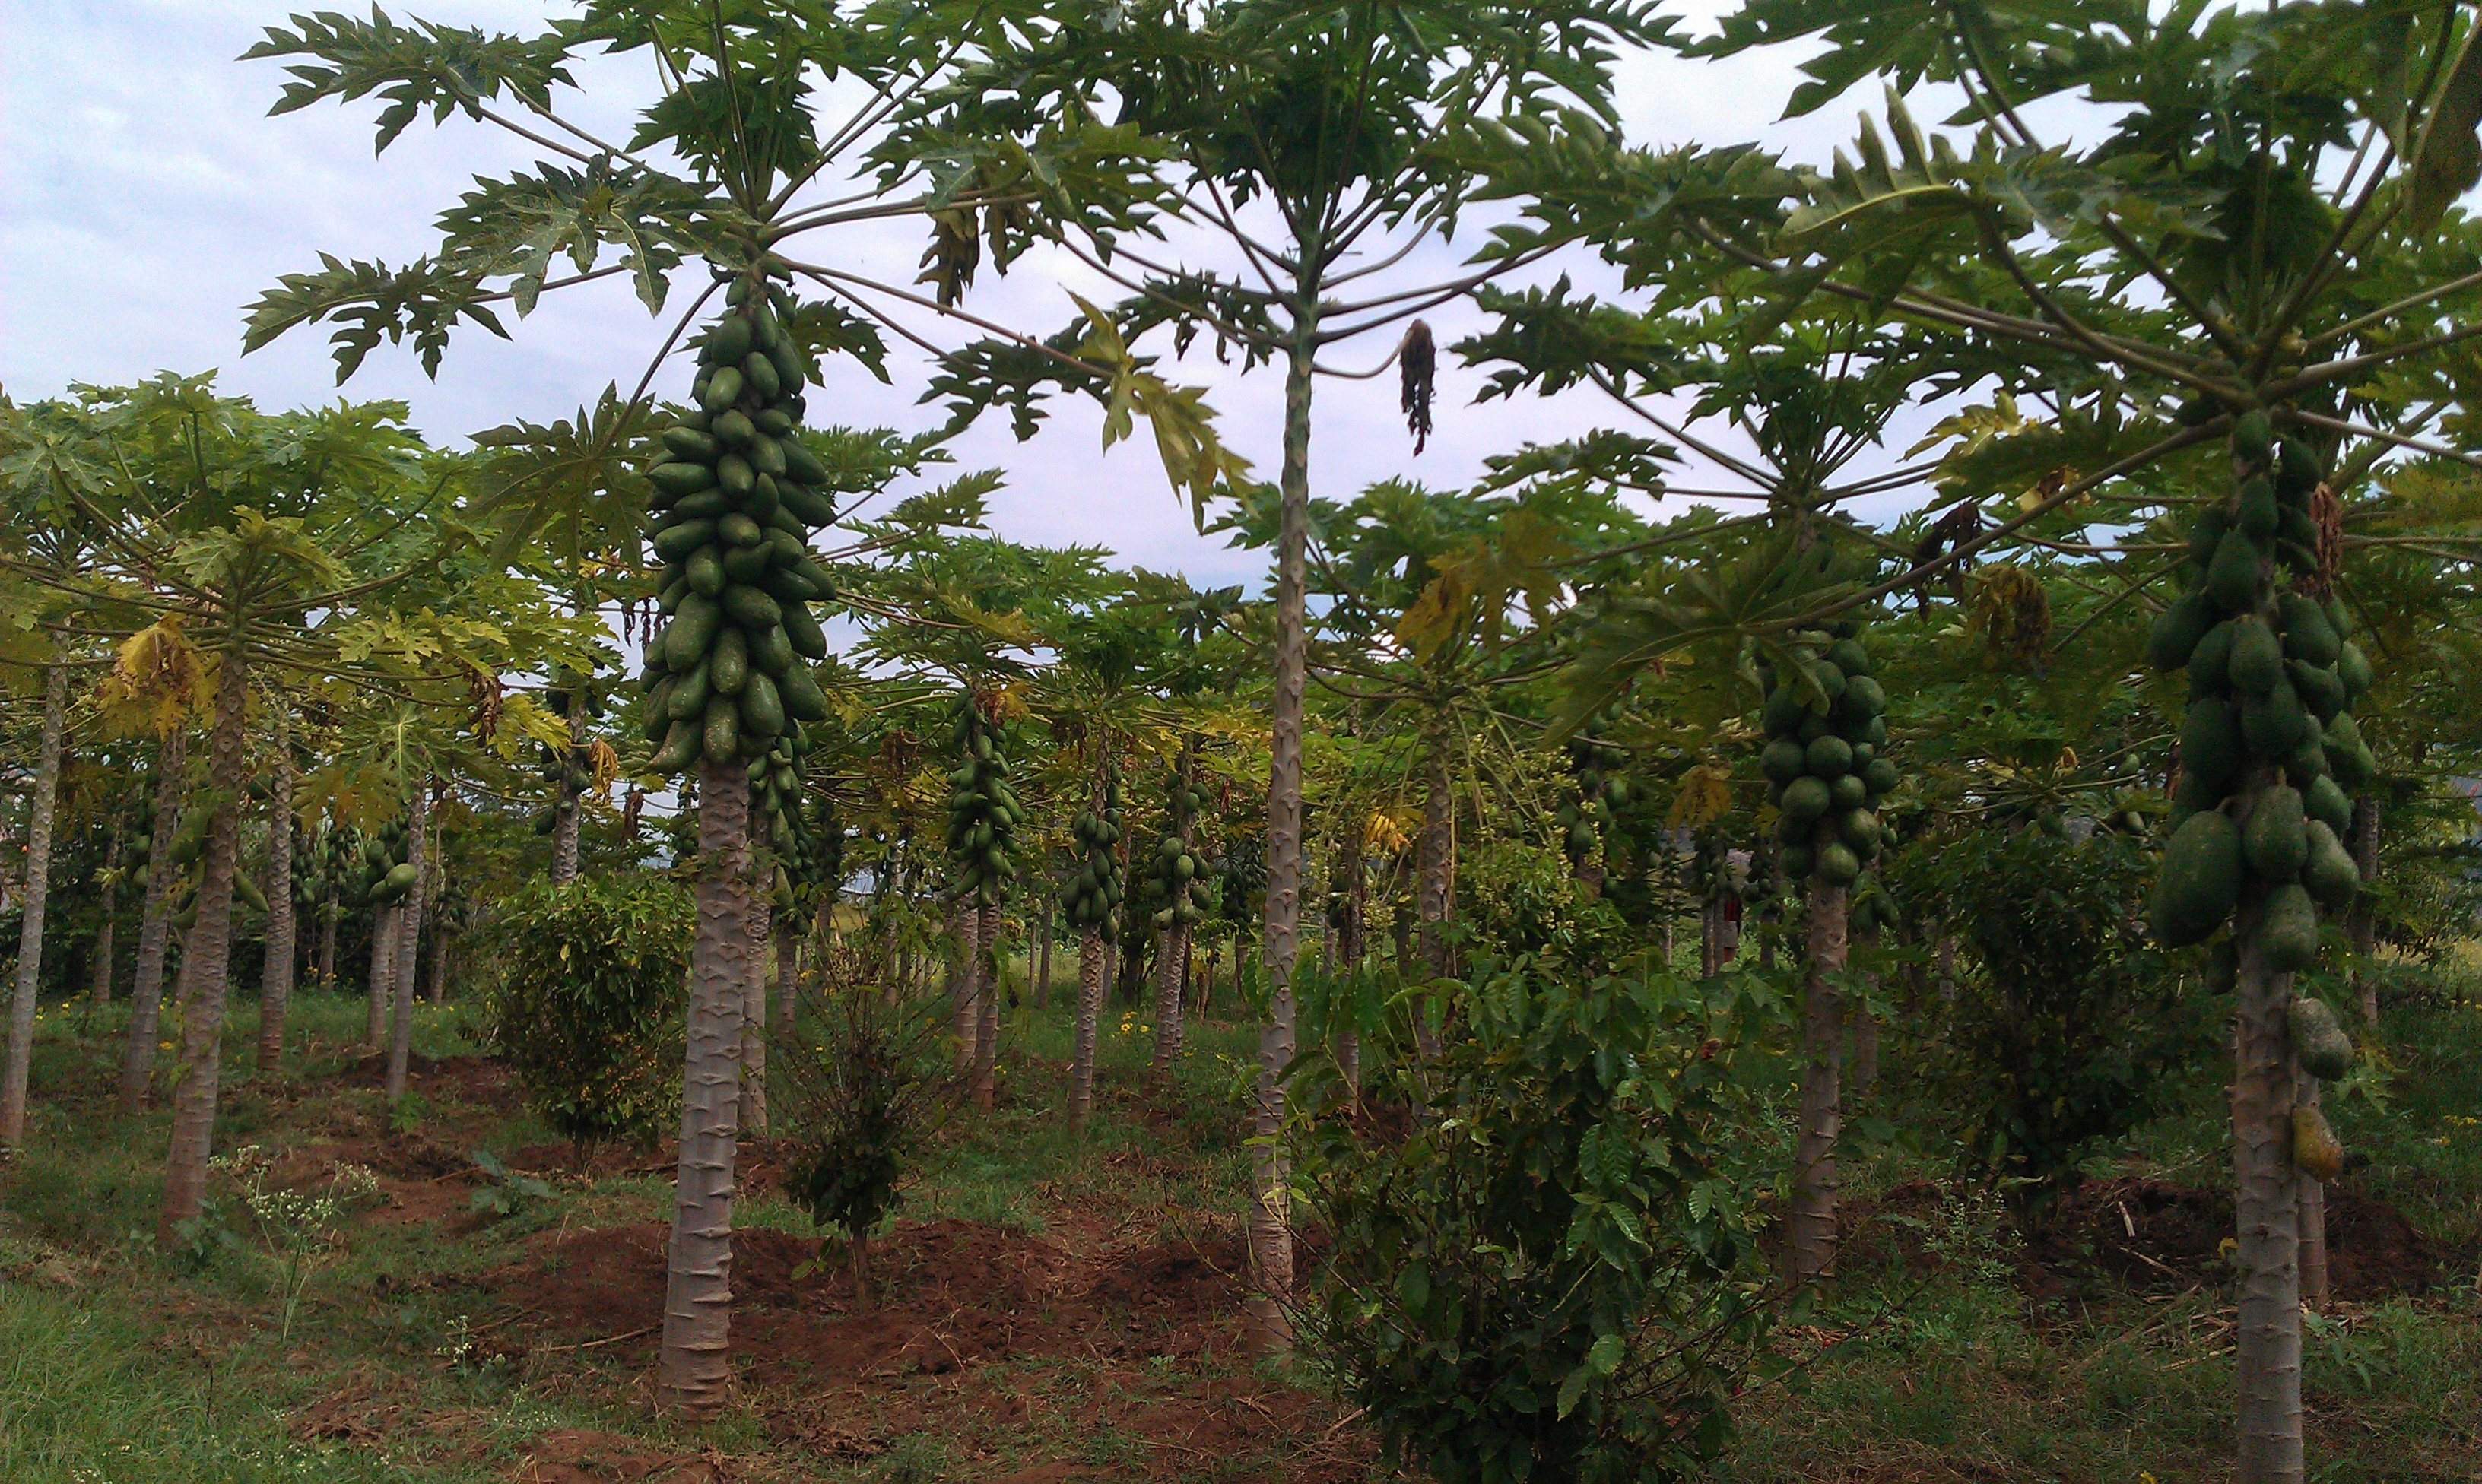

{"left": 741, "top": 889, "right": 770, "bottom": 1137}
{"left": 773, "top": 919, "right": 798, "bottom": 1045}
{"left": 425, "top": 930, "right": 447, "bottom": 1004}
{"left": 365, "top": 903, "right": 397, "bottom": 1049}
{"left": 157, "top": 653, "right": 250, "bottom": 1241}
{"left": 971, "top": 901, "right": 999, "bottom": 1112}
{"left": 1788, "top": 876, "right": 1848, "bottom": 1284}
{"left": 2297, "top": 1071, "right": 2328, "bottom": 1308}
{"left": 1700, "top": 892, "right": 1721, "bottom": 978}
{"left": 1249, "top": 322, "right": 1314, "bottom": 1350}
{"left": 254, "top": 706, "right": 296, "bottom": 1079}
{"left": 316, "top": 895, "right": 336, "bottom": 990}
{"left": 657, "top": 755, "right": 752, "bottom": 1415}
{"left": 1069, "top": 924, "right": 1105, "bottom": 1134}
{"left": 550, "top": 710, "right": 584, "bottom": 886}
{"left": 2, "top": 662, "right": 69, "bottom": 1150}
{"left": 1336, "top": 826, "right": 1364, "bottom": 1108}
{"left": 91, "top": 834, "right": 120, "bottom": 1004}
{"left": 119, "top": 729, "right": 187, "bottom": 1112}
{"left": 947, "top": 901, "right": 976, "bottom": 1074}
{"left": 383, "top": 793, "right": 428, "bottom": 1101}
{"left": 1151, "top": 919, "right": 1189, "bottom": 1078}
{"left": 2232, "top": 890, "right": 2304, "bottom": 1482}
{"left": 1035, "top": 898, "right": 1052, "bottom": 1010}
{"left": 2348, "top": 797, "right": 2380, "bottom": 1026}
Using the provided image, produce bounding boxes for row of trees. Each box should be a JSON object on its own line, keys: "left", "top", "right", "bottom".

{"left": 8, "top": 0, "right": 2482, "bottom": 1478}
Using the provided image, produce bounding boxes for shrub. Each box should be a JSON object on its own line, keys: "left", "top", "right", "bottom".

{"left": 1300, "top": 952, "right": 1779, "bottom": 1484}
{"left": 480, "top": 875, "right": 692, "bottom": 1147}
{"left": 777, "top": 975, "right": 947, "bottom": 1301}
{"left": 1897, "top": 824, "right": 2216, "bottom": 1197}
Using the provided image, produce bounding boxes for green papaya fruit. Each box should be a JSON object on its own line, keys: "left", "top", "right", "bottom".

{"left": 2180, "top": 695, "right": 2242, "bottom": 792}
{"left": 662, "top": 426, "right": 719, "bottom": 461}
{"left": 2150, "top": 810, "right": 2242, "bottom": 947}
{"left": 2239, "top": 679, "right": 2309, "bottom": 757}
{"left": 684, "top": 546, "right": 725, "bottom": 597}
{"left": 2226, "top": 617, "right": 2285, "bottom": 693}
{"left": 747, "top": 620, "right": 795, "bottom": 676}
{"left": 665, "top": 594, "right": 721, "bottom": 670}
{"left": 700, "top": 365, "right": 744, "bottom": 414}
{"left": 235, "top": 873, "right": 269, "bottom": 915}
{"left": 721, "top": 584, "right": 782, "bottom": 631}
{"left": 781, "top": 438, "right": 827, "bottom": 487}
{"left": 2278, "top": 592, "right": 2341, "bottom": 667}
{"left": 769, "top": 339, "right": 805, "bottom": 395}
{"left": 713, "top": 409, "right": 756, "bottom": 448}
{"left": 2291, "top": 1105, "right": 2345, "bottom": 1181}
{"left": 1862, "top": 716, "right": 1888, "bottom": 748}
{"left": 2287, "top": 994, "right": 2355, "bottom": 1080}
{"left": 1824, "top": 638, "right": 1870, "bottom": 677}
{"left": 719, "top": 511, "right": 764, "bottom": 548}
{"left": 2274, "top": 439, "right": 2322, "bottom": 496}
{"left": 2188, "top": 504, "right": 2231, "bottom": 574}
{"left": 1804, "top": 734, "right": 1854, "bottom": 778}
{"left": 722, "top": 542, "right": 773, "bottom": 585}
{"left": 779, "top": 664, "right": 829, "bottom": 722}
{"left": 1862, "top": 756, "right": 1900, "bottom": 796}
{"left": 652, "top": 518, "right": 716, "bottom": 563}
{"left": 2290, "top": 660, "right": 2346, "bottom": 722}
{"left": 717, "top": 453, "right": 755, "bottom": 499}
{"left": 2284, "top": 730, "right": 2328, "bottom": 788}
{"left": 756, "top": 407, "right": 792, "bottom": 437}
{"left": 1817, "top": 841, "right": 1862, "bottom": 886}
{"left": 710, "top": 627, "right": 750, "bottom": 696}
{"left": 2302, "top": 820, "right": 2360, "bottom": 909}
{"left": 742, "top": 350, "right": 782, "bottom": 402}
{"left": 1838, "top": 674, "right": 1887, "bottom": 723}
{"left": 738, "top": 671, "right": 785, "bottom": 739}
{"left": 2276, "top": 503, "right": 2318, "bottom": 556}
{"left": 702, "top": 695, "right": 741, "bottom": 762}
{"left": 2242, "top": 785, "right": 2307, "bottom": 882}
{"left": 643, "top": 681, "right": 675, "bottom": 740}
{"left": 747, "top": 433, "right": 787, "bottom": 479}
{"left": 2188, "top": 620, "right": 2236, "bottom": 693}
{"left": 782, "top": 599, "right": 827, "bottom": 660}
{"left": 2304, "top": 774, "right": 2353, "bottom": 833}
{"left": 2236, "top": 476, "right": 2278, "bottom": 539}
{"left": 667, "top": 659, "right": 711, "bottom": 721}
{"left": 2207, "top": 528, "right": 2265, "bottom": 614}
{"left": 1797, "top": 712, "right": 1830, "bottom": 744}
{"left": 779, "top": 481, "right": 836, "bottom": 528}
{"left": 1762, "top": 684, "right": 1806, "bottom": 737}
{"left": 741, "top": 474, "right": 779, "bottom": 524}
{"left": 379, "top": 861, "right": 418, "bottom": 897}
{"left": 1809, "top": 659, "right": 1848, "bottom": 703}
{"left": 1830, "top": 772, "right": 1869, "bottom": 810}
{"left": 1781, "top": 844, "right": 1815, "bottom": 879}
{"left": 649, "top": 461, "right": 716, "bottom": 499}
{"left": 2337, "top": 642, "right": 2372, "bottom": 699}
{"left": 1837, "top": 807, "right": 1881, "bottom": 852}
{"left": 2233, "top": 409, "right": 2274, "bottom": 463}
{"left": 2154, "top": 598, "right": 2214, "bottom": 674}
{"left": 2258, "top": 883, "right": 2320, "bottom": 972}
{"left": 706, "top": 314, "right": 754, "bottom": 364}
{"left": 1761, "top": 738, "right": 1807, "bottom": 786}
{"left": 2322, "top": 713, "right": 2372, "bottom": 788}
{"left": 671, "top": 488, "right": 732, "bottom": 522}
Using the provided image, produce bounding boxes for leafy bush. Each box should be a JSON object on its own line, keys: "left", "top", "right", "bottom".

{"left": 480, "top": 876, "right": 692, "bottom": 1147}
{"left": 1299, "top": 953, "right": 1779, "bottom": 1484}
{"left": 778, "top": 976, "right": 947, "bottom": 1300}
{"left": 1896, "top": 825, "right": 2215, "bottom": 1196}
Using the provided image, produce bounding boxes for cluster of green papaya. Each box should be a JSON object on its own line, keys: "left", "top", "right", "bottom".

{"left": 2147, "top": 412, "right": 2370, "bottom": 961}
{"left": 637, "top": 269, "right": 835, "bottom": 775}
{"left": 531, "top": 671, "right": 605, "bottom": 833}
{"left": 1556, "top": 725, "right": 1632, "bottom": 860}
{"left": 1145, "top": 772, "right": 1214, "bottom": 931}
{"left": 944, "top": 702, "right": 1020, "bottom": 906}
{"left": 363, "top": 822, "right": 416, "bottom": 908}
{"left": 1060, "top": 772, "right": 1125, "bottom": 941}
{"left": 1759, "top": 622, "right": 1897, "bottom": 887}
{"left": 771, "top": 786, "right": 842, "bottom": 915}
{"left": 752, "top": 728, "right": 809, "bottom": 853}
{"left": 135, "top": 786, "right": 273, "bottom": 928}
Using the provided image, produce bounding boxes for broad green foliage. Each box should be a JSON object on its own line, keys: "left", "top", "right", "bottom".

{"left": 1303, "top": 955, "right": 1778, "bottom": 1484}
{"left": 1896, "top": 826, "right": 2214, "bottom": 1195}
{"left": 481, "top": 876, "right": 694, "bottom": 1145}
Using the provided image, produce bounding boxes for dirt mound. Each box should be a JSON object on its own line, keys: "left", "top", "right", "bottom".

{"left": 2028, "top": 1176, "right": 2452, "bottom": 1299}
{"left": 509, "top": 1429, "right": 722, "bottom": 1482}
{"left": 1090, "top": 1235, "right": 1248, "bottom": 1324}
{"left": 340, "top": 1052, "right": 522, "bottom": 1111}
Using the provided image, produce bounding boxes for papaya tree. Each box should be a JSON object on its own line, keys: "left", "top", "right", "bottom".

{"left": 246, "top": 0, "right": 1236, "bottom": 1410}
{"left": 935, "top": 0, "right": 1675, "bottom": 1338}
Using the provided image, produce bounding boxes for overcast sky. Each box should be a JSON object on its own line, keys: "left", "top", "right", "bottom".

{"left": 1, "top": 1, "right": 1894, "bottom": 593}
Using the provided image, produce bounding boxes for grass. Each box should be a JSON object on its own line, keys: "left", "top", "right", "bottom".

{"left": 2, "top": 959, "right": 2477, "bottom": 1482}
